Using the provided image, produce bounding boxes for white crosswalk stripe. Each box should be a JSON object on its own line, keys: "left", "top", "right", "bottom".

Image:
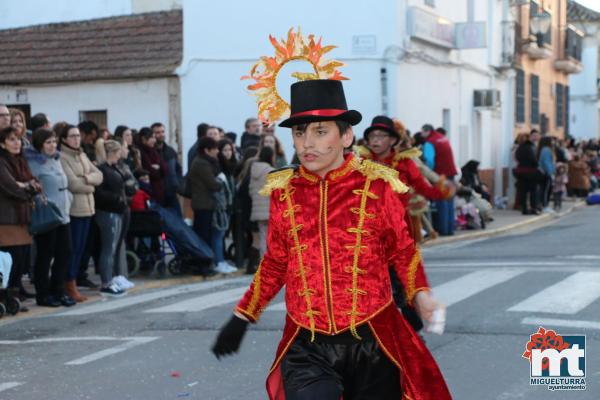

{"left": 508, "top": 271, "right": 600, "bottom": 314}
{"left": 144, "top": 286, "right": 248, "bottom": 313}
{"left": 433, "top": 269, "right": 525, "bottom": 307}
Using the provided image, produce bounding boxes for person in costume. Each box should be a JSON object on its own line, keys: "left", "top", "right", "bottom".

{"left": 356, "top": 116, "right": 454, "bottom": 332}
{"left": 212, "top": 79, "right": 451, "bottom": 400}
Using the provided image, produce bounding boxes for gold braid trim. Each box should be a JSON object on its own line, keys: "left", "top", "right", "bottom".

{"left": 244, "top": 260, "right": 263, "bottom": 318}
{"left": 394, "top": 147, "right": 422, "bottom": 161}
{"left": 405, "top": 247, "right": 422, "bottom": 304}
{"left": 353, "top": 145, "right": 373, "bottom": 159}
{"left": 280, "top": 185, "right": 319, "bottom": 341}
{"left": 356, "top": 159, "right": 409, "bottom": 194}
{"left": 344, "top": 178, "right": 375, "bottom": 339}
{"left": 259, "top": 168, "right": 295, "bottom": 196}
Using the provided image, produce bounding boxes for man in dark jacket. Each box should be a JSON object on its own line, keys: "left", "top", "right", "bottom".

{"left": 153, "top": 122, "right": 183, "bottom": 216}
{"left": 240, "top": 118, "right": 261, "bottom": 150}
{"left": 187, "top": 123, "right": 209, "bottom": 169}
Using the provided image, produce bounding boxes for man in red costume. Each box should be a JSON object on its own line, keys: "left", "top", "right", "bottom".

{"left": 212, "top": 80, "right": 451, "bottom": 399}
{"left": 357, "top": 116, "right": 454, "bottom": 332}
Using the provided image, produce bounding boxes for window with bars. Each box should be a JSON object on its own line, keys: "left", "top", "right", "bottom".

{"left": 530, "top": 74, "right": 539, "bottom": 125}
{"left": 565, "top": 85, "right": 570, "bottom": 135}
{"left": 424, "top": 0, "right": 435, "bottom": 7}
{"left": 516, "top": 69, "right": 525, "bottom": 123}
{"left": 556, "top": 83, "right": 564, "bottom": 127}
{"left": 530, "top": 1, "right": 552, "bottom": 46}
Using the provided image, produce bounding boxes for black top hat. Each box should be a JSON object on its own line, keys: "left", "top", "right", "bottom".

{"left": 278, "top": 80, "right": 362, "bottom": 128}
{"left": 363, "top": 115, "right": 400, "bottom": 145}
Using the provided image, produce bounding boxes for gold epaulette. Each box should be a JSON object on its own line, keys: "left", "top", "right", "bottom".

{"left": 393, "top": 147, "right": 422, "bottom": 161}
{"left": 356, "top": 158, "right": 409, "bottom": 194}
{"left": 258, "top": 167, "right": 295, "bottom": 196}
{"left": 353, "top": 145, "right": 373, "bottom": 159}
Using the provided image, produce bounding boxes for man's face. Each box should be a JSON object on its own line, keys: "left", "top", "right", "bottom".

{"left": 366, "top": 129, "right": 394, "bottom": 157}
{"left": 531, "top": 132, "right": 541, "bottom": 143}
{"left": 292, "top": 121, "right": 354, "bottom": 177}
{"left": 0, "top": 106, "right": 11, "bottom": 129}
{"left": 153, "top": 125, "right": 166, "bottom": 143}
{"left": 421, "top": 127, "right": 431, "bottom": 138}
{"left": 247, "top": 120, "right": 261, "bottom": 135}
{"left": 83, "top": 130, "right": 97, "bottom": 145}
{"left": 206, "top": 128, "right": 220, "bottom": 140}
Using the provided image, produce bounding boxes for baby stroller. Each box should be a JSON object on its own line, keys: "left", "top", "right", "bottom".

{"left": 0, "top": 251, "right": 21, "bottom": 317}
{"left": 127, "top": 205, "right": 214, "bottom": 277}
{"left": 127, "top": 209, "right": 170, "bottom": 277}
{"left": 152, "top": 205, "right": 215, "bottom": 276}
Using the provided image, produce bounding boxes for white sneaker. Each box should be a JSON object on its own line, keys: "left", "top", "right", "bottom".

{"left": 100, "top": 283, "right": 126, "bottom": 297}
{"left": 220, "top": 261, "right": 237, "bottom": 273}
{"left": 543, "top": 207, "right": 556, "bottom": 214}
{"left": 115, "top": 275, "right": 135, "bottom": 289}
{"left": 215, "top": 262, "right": 234, "bottom": 274}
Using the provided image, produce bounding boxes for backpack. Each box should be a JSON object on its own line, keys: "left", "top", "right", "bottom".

{"left": 213, "top": 174, "right": 232, "bottom": 231}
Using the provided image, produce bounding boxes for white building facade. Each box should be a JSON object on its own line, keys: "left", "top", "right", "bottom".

{"left": 568, "top": 1, "right": 600, "bottom": 140}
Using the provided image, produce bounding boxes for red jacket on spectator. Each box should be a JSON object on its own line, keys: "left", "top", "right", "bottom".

{"left": 130, "top": 189, "right": 151, "bottom": 211}
{"left": 426, "top": 130, "right": 458, "bottom": 178}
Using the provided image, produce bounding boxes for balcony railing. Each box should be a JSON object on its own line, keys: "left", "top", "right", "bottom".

{"left": 555, "top": 25, "right": 583, "bottom": 74}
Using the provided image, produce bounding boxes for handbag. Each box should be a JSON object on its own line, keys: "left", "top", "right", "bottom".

{"left": 177, "top": 173, "right": 192, "bottom": 199}
{"left": 30, "top": 194, "right": 63, "bottom": 235}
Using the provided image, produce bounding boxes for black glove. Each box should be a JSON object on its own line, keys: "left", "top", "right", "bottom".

{"left": 211, "top": 315, "right": 249, "bottom": 359}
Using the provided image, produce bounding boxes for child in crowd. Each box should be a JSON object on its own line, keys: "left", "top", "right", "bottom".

{"left": 553, "top": 163, "right": 568, "bottom": 211}
{"left": 131, "top": 169, "right": 152, "bottom": 211}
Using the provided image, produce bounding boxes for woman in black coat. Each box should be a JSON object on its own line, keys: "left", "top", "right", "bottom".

{"left": 514, "top": 134, "right": 540, "bottom": 215}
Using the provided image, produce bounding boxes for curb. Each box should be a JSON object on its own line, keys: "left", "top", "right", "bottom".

{"left": 422, "top": 200, "right": 587, "bottom": 247}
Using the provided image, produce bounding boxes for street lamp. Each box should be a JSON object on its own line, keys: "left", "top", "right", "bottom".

{"left": 530, "top": 11, "right": 551, "bottom": 48}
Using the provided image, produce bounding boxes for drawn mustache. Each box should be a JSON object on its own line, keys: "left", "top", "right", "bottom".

{"left": 298, "top": 147, "right": 333, "bottom": 157}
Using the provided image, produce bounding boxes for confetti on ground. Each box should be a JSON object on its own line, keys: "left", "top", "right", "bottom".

{"left": 170, "top": 371, "right": 181, "bottom": 378}
{"left": 187, "top": 381, "right": 199, "bottom": 387}
{"left": 177, "top": 392, "right": 191, "bottom": 398}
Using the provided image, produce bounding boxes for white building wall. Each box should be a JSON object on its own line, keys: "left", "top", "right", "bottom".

{"left": 0, "top": 78, "right": 171, "bottom": 135}
{"left": 570, "top": 31, "right": 599, "bottom": 140}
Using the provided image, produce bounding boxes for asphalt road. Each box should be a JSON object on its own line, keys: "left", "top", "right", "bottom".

{"left": 1, "top": 206, "right": 599, "bottom": 400}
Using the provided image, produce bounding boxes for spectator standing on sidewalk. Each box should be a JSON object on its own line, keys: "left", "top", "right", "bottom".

{"left": 189, "top": 137, "right": 226, "bottom": 270}
{"left": 187, "top": 123, "right": 209, "bottom": 169}
{"left": 249, "top": 146, "right": 274, "bottom": 258}
{"left": 240, "top": 118, "right": 261, "bottom": 150}
{"left": 552, "top": 163, "right": 568, "bottom": 212}
{"left": 153, "top": 122, "right": 182, "bottom": 215}
{"left": 94, "top": 140, "right": 128, "bottom": 296}
{"left": 537, "top": 136, "right": 556, "bottom": 213}
{"left": 0, "top": 126, "right": 41, "bottom": 311}
{"left": 421, "top": 123, "right": 458, "bottom": 235}
{"left": 0, "top": 105, "right": 11, "bottom": 130}
{"left": 10, "top": 108, "right": 29, "bottom": 147}
{"left": 260, "top": 133, "right": 287, "bottom": 168}
{"left": 514, "top": 133, "right": 540, "bottom": 215}
{"left": 114, "top": 125, "right": 141, "bottom": 172}
{"left": 568, "top": 154, "right": 591, "bottom": 197}
{"left": 139, "top": 127, "right": 168, "bottom": 206}
{"left": 25, "top": 128, "right": 76, "bottom": 307}
{"left": 59, "top": 124, "right": 103, "bottom": 302}
{"left": 78, "top": 121, "right": 100, "bottom": 165}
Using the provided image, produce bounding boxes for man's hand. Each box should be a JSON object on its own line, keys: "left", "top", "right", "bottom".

{"left": 413, "top": 291, "right": 444, "bottom": 323}
{"left": 211, "top": 314, "right": 249, "bottom": 360}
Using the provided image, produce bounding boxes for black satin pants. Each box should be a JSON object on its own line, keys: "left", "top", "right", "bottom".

{"left": 281, "top": 327, "right": 401, "bottom": 400}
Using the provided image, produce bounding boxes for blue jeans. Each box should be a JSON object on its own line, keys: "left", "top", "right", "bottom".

{"left": 95, "top": 210, "right": 123, "bottom": 286}
{"left": 432, "top": 198, "right": 455, "bottom": 236}
{"left": 211, "top": 229, "right": 226, "bottom": 263}
{"left": 68, "top": 216, "right": 92, "bottom": 281}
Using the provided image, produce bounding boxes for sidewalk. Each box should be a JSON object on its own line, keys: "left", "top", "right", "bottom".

{"left": 422, "top": 197, "right": 587, "bottom": 247}
{"left": 5, "top": 197, "right": 588, "bottom": 323}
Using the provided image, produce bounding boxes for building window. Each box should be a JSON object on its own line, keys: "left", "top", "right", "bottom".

{"left": 530, "top": 74, "right": 539, "bottom": 125}
{"left": 565, "top": 85, "right": 570, "bottom": 135}
{"left": 556, "top": 83, "right": 564, "bottom": 128}
{"left": 516, "top": 69, "right": 525, "bottom": 123}
{"left": 79, "top": 110, "right": 107, "bottom": 130}
{"left": 530, "top": 1, "right": 551, "bottom": 46}
{"left": 424, "top": 0, "right": 435, "bottom": 7}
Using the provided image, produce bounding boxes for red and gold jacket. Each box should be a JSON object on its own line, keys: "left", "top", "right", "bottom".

{"left": 235, "top": 154, "right": 451, "bottom": 400}
{"left": 357, "top": 146, "right": 451, "bottom": 204}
